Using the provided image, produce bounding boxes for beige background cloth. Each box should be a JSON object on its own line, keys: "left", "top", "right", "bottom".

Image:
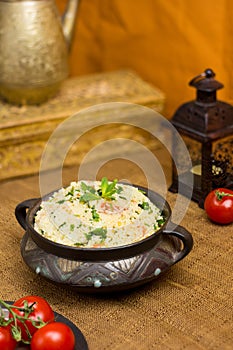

{"left": 0, "top": 159, "right": 232, "bottom": 350}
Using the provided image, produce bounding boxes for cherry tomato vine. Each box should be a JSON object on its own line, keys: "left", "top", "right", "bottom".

{"left": 0, "top": 296, "right": 75, "bottom": 350}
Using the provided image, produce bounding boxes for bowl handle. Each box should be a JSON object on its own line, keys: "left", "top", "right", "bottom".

{"left": 162, "top": 224, "right": 193, "bottom": 262}
{"left": 15, "top": 198, "right": 39, "bottom": 230}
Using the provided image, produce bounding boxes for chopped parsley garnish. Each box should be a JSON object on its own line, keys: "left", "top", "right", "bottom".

{"left": 157, "top": 218, "right": 165, "bottom": 227}
{"left": 153, "top": 218, "right": 165, "bottom": 230}
{"left": 116, "top": 185, "right": 124, "bottom": 194}
{"left": 85, "top": 227, "right": 107, "bottom": 242}
{"left": 57, "top": 199, "right": 66, "bottom": 204}
{"left": 138, "top": 189, "right": 146, "bottom": 195}
{"left": 138, "top": 201, "right": 150, "bottom": 210}
{"left": 74, "top": 242, "right": 85, "bottom": 247}
{"left": 91, "top": 207, "right": 100, "bottom": 222}
{"left": 70, "top": 224, "right": 75, "bottom": 232}
{"left": 66, "top": 186, "right": 75, "bottom": 197}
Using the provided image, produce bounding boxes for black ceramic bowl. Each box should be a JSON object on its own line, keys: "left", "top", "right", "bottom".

{"left": 15, "top": 184, "right": 193, "bottom": 262}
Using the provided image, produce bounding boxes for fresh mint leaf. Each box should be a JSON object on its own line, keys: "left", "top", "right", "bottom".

{"left": 100, "top": 177, "right": 108, "bottom": 195}
{"left": 81, "top": 182, "right": 96, "bottom": 194}
{"left": 79, "top": 192, "right": 100, "bottom": 203}
{"left": 97, "top": 177, "right": 118, "bottom": 200}
{"left": 80, "top": 178, "right": 120, "bottom": 203}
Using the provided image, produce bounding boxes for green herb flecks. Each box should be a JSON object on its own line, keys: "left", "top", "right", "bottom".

{"left": 59, "top": 222, "right": 66, "bottom": 228}
{"left": 85, "top": 227, "right": 107, "bottom": 242}
{"left": 138, "top": 189, "right": 147, "bottom": 195}
{"left": 116, "top": 185, "right": 123, "bottom": 194}
{"left": 154, "top": 217, "right": 165, "bottom": 230}
{"left": 157, "top": 218, "right": 165, "bottom": 226}
{"left": 70, "top": 224, "right": 75, "bottom": 232}
{"left": 91, "top": 206, "right": 100, "bottom": 222}
{"left": 138, "top": 201, "right": 150, "bottom": 210}
{"left": 74, "top": 242, "right": 85, "bottom": 247}
{"left": 57, "top": 199, "right": 66, "bottom": 204}
{"left": 66, "top": 186, "right": 75, "bottom": 197}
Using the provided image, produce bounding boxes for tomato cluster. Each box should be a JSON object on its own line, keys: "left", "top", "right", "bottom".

{"left": 0, "top": 296, "right": 75, "bottom": 350}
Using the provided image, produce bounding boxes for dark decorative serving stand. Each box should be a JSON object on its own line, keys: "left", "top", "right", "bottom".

{"left": 20, "top": 232, "right": 183, "bottom": 293}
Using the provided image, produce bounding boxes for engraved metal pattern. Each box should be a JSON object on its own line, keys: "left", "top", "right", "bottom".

{"left": 21, "top": 233, "right": 182, "bottom": 292}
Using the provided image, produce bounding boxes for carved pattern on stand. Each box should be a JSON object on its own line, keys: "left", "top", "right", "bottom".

{"left": 21, "top": 233, "right": 181, "bottom": 292}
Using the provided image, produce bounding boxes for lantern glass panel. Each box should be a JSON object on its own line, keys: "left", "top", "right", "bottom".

{"left": 180, "top": 135, "right": 202, "bottom": 171}
{"left": 212, "top": 135, "right": 233, "bottom": 188}
{"left": 174, "top": 134, "right": 202, "bottom": 191}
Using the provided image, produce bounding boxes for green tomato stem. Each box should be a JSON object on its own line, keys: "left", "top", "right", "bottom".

{"left": 215, "top": 190, "right": 233, "bottom": 201}
{"left": 0, "top": 299, "right": 46, "bottom": 343}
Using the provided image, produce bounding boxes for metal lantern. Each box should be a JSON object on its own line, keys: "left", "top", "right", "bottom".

{"left": 169, "top": 68, "right": 233, "bottom": 208}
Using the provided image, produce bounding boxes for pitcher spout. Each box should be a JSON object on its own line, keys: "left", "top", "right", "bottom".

{"left": 62, "top": 0, "right": 79, "bottom": 51}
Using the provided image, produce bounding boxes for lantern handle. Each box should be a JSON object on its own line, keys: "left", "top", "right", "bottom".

{"left": 189, "top": 68, "right": 215, "bottom": 87}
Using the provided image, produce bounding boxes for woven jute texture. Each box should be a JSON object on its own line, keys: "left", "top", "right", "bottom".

{"left": 0, "top": 154, "right": 232, "bottom": 350}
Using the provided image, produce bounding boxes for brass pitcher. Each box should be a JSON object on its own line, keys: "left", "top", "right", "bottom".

{"left": 0, "top": 0, "right": 79, "bottom": 105}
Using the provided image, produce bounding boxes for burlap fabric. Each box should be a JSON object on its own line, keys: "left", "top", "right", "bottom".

{"left": 0, "top": 159, "right": 232, "bottom": 350}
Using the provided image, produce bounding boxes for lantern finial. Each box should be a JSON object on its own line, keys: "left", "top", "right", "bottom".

{"left": 189, "top": 68, "right": 223, "bottom": 104}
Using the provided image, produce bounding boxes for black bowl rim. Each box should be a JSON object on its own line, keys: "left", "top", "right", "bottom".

{"left": 25, "top": 184, "right": 172, "bottom": 261}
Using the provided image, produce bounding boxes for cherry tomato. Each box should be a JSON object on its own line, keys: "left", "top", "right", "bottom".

{"left": 0, "top": 326, "right": 17, "bottom": 350}
{"left": 204, "top": 188, "right": 233, "bottom": 224}
{"left": 30, "top": 322, "right": 75, "bottom": 350}
{"left": 10, "top": 295, "right": 55, "bottom": 342}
